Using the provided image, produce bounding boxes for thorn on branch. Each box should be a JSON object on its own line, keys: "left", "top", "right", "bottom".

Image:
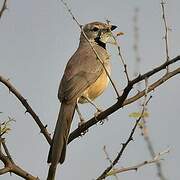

{"left": 68, "top": 58, "right": 180, "bottom": 144}
{"left": 130, "top": 137, "right": 134, "bottom": 141}
{"left": 100, "top": 148, "right": 169, "bottom": 178}
{"left": 121, "top": 143, "right": 126, "bottom": 147}
{"left": 0, "top": 75, "right": 52, "bottom": 145}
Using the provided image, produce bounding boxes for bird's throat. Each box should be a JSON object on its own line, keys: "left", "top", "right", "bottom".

{"left": 94, "top": 37, "right": 106, "bottom": 49}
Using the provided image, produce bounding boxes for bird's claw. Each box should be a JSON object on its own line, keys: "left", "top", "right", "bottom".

{"left": 78, "top": 118, "right": 88, "bottom": 136}
{"left": 94, "top": 108, "right": 108, "bottom": 124}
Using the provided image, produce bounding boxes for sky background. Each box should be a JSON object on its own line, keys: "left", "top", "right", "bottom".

{"left": 0, "top": 0, "right": 180, "bottom": 180}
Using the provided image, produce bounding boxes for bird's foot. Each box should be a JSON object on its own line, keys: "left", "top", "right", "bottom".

{"left": 78, "top": 117, "right": 86, "bottom": 127}
{"left": 94, "top": 109, "right": 109, "bottom": 125}
{"left": 78, "top": 118, "right": 89, "bottom": 136}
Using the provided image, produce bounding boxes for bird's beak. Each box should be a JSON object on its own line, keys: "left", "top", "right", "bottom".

{"left": 99, "top": 24, "right": 117, "bottom": 45}
{"left": 105, "top": 25, "right": 117, "bottom": 44}
{"left": 111, "top": 25, "right": 117, "bottom": 31}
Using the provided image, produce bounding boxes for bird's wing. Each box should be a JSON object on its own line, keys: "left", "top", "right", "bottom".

{"left": 58, "top": 45, "right": 106, "bottom": 102}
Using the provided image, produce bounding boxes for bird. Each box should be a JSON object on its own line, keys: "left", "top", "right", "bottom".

{"left": 47, "top": 21, "right": 117, "bottom": 180}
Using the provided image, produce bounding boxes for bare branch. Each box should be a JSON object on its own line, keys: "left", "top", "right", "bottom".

{"left": 139, "top": 93, "right": 166, "bottom": 180}
{"left": 106, "top": 149, "right": 170, "bottom": 177}
{"left": 2, "top": 141, "right": 14, "bottom": 164}
{"left": 68, "top": 56, "right": 180, "bottom": 143}
{"left": 103, "top": 146, "right": 114, "bottom": 165}
{"left": 11, "top": 164, "right": 39, "bottom": 180}
{"left": 143, "top": 134, "right": 167, "bottom": 180}
{"left": 96, "top": 82, "right": 168, "bottom": 179}
{"left": 117, "top": 44, "right": 130, "bottom": 82}
{"left": 140, "top": 78, "right": 167, "bottom": 180}
{"left": 96, "top": 92, "right": 150, "bottom": 179}
{"left": 160, "top": 0, "right": 170, "bottom": 72}
{"left": 61, "top": 0, "right": 180, "bottom": 146}
{"left": 99, "top": 80, "right": 151, "bottom": 179}
{"left": 0, "top": 0, "right": 7, "bottom": 19}
{"left": 0, "top": 76, "right": 52, "bottom": 145}
{"left": 1, "top": 57, "right": 179, "bottom": 147}
{"left": 103, "top": 146, "right": 119, "bottom": 180}
{"left": 60, "top": 0, "right": 82, "bottom": 27}
{"left": 0, "top": 138, "right": 39, "bottom": 179}
{"left": 109, "top": 26, "right": 130, "bottom": 82}
{"left": 81, "top": 29, "right": 121, "bottom": 97}
{"left": 123, "top": 67, "right": 180, "bottom": 106}
{"left": 133, "top": 10, "right": 168, "bottom": 178}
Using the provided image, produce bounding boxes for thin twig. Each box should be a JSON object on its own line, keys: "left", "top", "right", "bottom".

{"left": 60, "top": 0, "right": 82, "bottom": 27}
{"left": 140, "top": 85, "right": 167, "bottom": 180}
{"left": 115, "top": 38, "right": 130, "bottom": 82}
{"left": 2, "top": 141, "right": 14, "bottom": 164}
{"left": 1, "top": 56, "right": 175, "bottom": 147}
{"left": 106, "top": 19, "right": 130, "bottom": 83}
{"left": 160, "top": 0, "right": 170, "bottom": 72}
{"left": 103, "top": 146, "right": 114, "bottom": 166}
{"left": 81, "top": 28, "right": 120, "bottom": 97}
{"left": 103, "top": 146, "right": 119, "bottom": 180}
{"left": 68, "top": 56, "right": 180, "bottom": 143}
{"left": 133, "top": 10, "right": 168, "bottom": 179}
{"left": 144, "top": 134, "right": 167, "bottom": 180}
{"left": 106, "top": 149, "right": 170, "bottom": 177}
{"left": 96, "top": 89, "right": 151, "bottom": 179}
{"left": 60, "top": 0, "right": 120, "bottom": 98}
{"left": 0, "top": 138, "right": 39, "bottom": 179}
{"left": 108, "top": 22, "right": 130, "bottom": 82}
{"left": 0, "top": 0, "right": 7, "bottom": 19}
{"left": 123, "top": 67, "right": 179, "bottom": 106}
{"left": 0, "top": 76, "right": 52, "bottom": 145}
{"left": 140, "top": 82, "right": 167, "bottom": 180}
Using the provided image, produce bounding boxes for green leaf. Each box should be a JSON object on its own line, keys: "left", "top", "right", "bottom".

{"left": 129, "top": 111, "right": 149, "bottom": 119}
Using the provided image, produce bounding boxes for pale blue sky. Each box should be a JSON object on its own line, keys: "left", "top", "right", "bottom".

{"left": 0, "top": 0, "right": 180, "bottom": 180}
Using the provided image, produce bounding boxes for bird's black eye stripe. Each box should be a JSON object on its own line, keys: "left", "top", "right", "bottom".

{"left": 92, "top": 27, "right": 99, "bottom": 31}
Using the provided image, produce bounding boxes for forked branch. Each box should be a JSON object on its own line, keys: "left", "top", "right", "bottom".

{"left": 68, "top": 56, "right": 180, "bottom": 143}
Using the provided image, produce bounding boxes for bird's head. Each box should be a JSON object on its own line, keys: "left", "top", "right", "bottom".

{"left": 80, "top": 21, "right": 117, "bottom": 48}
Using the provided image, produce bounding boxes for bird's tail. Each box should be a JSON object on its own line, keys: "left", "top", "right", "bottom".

{"left": 47, "top": 101, "right": 76, "bottom": 180}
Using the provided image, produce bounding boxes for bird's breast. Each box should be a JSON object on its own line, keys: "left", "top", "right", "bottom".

{"left": 79, "top": 64, "right": 110, "bottom": 103}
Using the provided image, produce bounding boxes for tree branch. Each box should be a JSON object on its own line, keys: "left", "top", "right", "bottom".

{"left": 0, "top": 138, "right": 39, "bottom": 179}
{"left": 105, "top": 149, "right": 169, "bottom": 178}
{"left": 108, "top": 22, "right": 130, "bottom": 82}
{"left": 0, "top": 56, "right": 179, "bottom": 147}
{"left": 160, "top": 0, "right": 170, "bottom": 72}
{"left": 96, "top": 94, "right": 148, "bottom": 180}
{"left": 103, "top": 146, "right": 119, "bottom": 180}
{"left": 143, "top": 132, "right": 167, "bottom": 180}
{"left": 0, "top": 76, "right": 52, "bottom": 145}
{"left": 123, "top": 67, "right": 180, "bottom": 106}
{"left": 68, "top": 56, "right": 180, "bottom": 143}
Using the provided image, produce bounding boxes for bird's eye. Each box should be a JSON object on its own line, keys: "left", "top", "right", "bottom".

{"left": 92, "top": 27, "right": 99, "bottom": 31}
